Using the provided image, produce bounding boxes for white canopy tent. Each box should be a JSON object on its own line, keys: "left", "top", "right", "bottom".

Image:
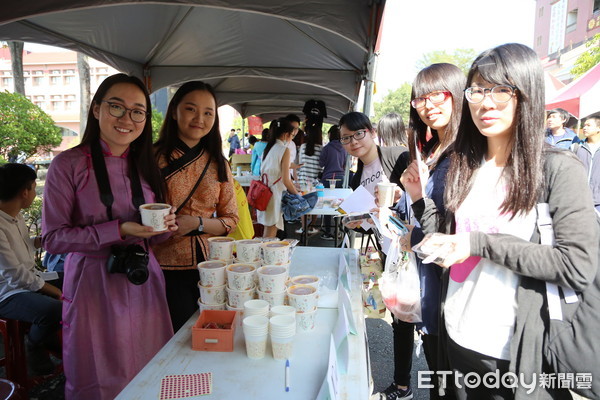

{"left": 0, "top": 0, "right": 386, "bottom": 123}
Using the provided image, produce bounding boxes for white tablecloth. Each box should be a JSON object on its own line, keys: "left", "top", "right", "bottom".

{"left": 116, "top": 247, "right": 370, "bottom": 400}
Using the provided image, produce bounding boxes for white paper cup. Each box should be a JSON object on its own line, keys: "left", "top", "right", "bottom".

{"left": 296, "top": 309, "right": 317, "bottom": 331}
{"left": 257, "top": 265, "right": 289, "bottom": 293}
{"left": 226, "top": 303, "right": 244, "bottom": 325}
{"left": 226, "top": 286, "right": 256, "bottom": 308}
{"left": 377, "top": 182, "right": 397, "bottom": 208}
{"left": 208, "top": 236, "right": 236, "bottom": 261}
{"left": 257, "top": 288, "right": 287, "bottom": 307}
{"left": 197, "top": 298, "right": 226, "bottom": 312}
{"left": 236, "top": 239, "right": 263, "bottom": 263}
{"left": 270, "top": 305, "right": 296, "bottom": 319}
{"left": 139, "top": 203, "right": 171, "bottom": 231}
{"left": 262, "top": 241, "right": 291, "bottom": 265}
{"left": 289, "top": 275, "right": 320, "bottom": 291}
{"left": 227, "top": 264, "right": 256, "bottom": 290}
{"left": 244, "top": 299, "right": 270, "bottom": 318}
{"left": 244, "top": 333, "right": 268, "bottom": 359}
{"left": 269, "top": 315, "right": 296, "bottom": 335}
{"left": 286, "top": 284, "right": 318, "bottom": 313}
{"left": 243, "top": 315, "right": 269, "bottom": 335}
{"left": 270, "top": 334, "right": 294, "bottom": 360}
{"left": 197, "top": 282, "right": 226, "bottom": 305}
{"left": 197, "top": 260, "right": 227, "bottom": 287}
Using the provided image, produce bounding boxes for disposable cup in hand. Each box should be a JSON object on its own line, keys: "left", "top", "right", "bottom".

{"left": 139, "top": 203, "right": 171, "bottom": 231}
{"left": 376, "top": 182, "right": 397, "bottom": 208}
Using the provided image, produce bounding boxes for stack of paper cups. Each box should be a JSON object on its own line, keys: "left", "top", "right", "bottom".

{"left": 244, "top": 299, "right": 270, "bottom": 318}
{"left": 243, "top": 315, "right": 269, "bottom": 359}
{"left": 269, "top": 315, "right": 296, "bottom": 360}
{"left": 270, "top": 305, "right": 296, "bottom": 319}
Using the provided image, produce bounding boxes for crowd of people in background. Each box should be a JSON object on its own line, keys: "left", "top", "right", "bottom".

{"left": 0, "top": 41, "right": 598, "bottom": 400}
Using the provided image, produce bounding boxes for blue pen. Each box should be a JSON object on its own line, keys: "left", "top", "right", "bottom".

{"left": 285, "top": 359, "right": 290, "bottom": 392}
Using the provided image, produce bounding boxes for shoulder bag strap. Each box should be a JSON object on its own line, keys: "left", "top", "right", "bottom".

{"left": 160, "top": 142, "right": 203, "bottom": 178}
{"left": 91, "top": 140, "right": 147, "bottom": 220}
{"left": 175, "top": 155, "right": 211, "bottom": 214}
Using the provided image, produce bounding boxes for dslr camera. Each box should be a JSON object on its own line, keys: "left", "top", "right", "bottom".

{"left": 107, "top": 244, "right": 149, "bottom": 285}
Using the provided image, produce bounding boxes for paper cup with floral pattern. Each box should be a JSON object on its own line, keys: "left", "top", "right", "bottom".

{"left": 235, "top": 239, "right": 263, "bottom": 263}
{"left": 286, "top": 284, "right": 318, "bottom": 313}
{"left": 257, "top": 265, "right": 289, "bottom": 293}
{"left": 226, "top": 264, "right": 256, "bottom": 291}
{"left": 257, "top": 288, "right": 287, "bottom": 307}
{"left": 226, "top": 285, "right": 256, "bottom": 308}
{"left": 261, "top": 241, "right": 290, "bottom": 265}
{"left": 197, "top": 282, "right": 226, "bottom": 305}
{"left": 139, "top": 203, "right": 171, "bottom": 231}
{"left": 197, "top": 298, "right": 226, "bottom": 312}
{"left": 197, "top": 260, "right": 227, "bottom": 287}
{"left": 289, "top": 275, "right": 320, "bottom": 291}
{"left": 296, "top": 308, "right": 317, "bottom": 331}
{"left": 208, "top": 236, "right": 236, "bottom": 261}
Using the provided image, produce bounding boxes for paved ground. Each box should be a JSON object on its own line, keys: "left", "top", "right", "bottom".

{"left": 4, "top": 218, "right": 431, "bottom": 399}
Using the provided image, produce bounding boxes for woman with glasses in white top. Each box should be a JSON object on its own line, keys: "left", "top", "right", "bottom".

{"left": 405, "top": 43, "right": 598, "bottom": 399}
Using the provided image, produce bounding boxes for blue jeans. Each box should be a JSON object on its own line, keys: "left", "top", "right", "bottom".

{"left": 0, "top": 290, "right": 62, "bottom": 345}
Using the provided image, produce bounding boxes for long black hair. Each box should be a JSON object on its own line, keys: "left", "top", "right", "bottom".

{"left": 378, "top": 112, "right": 407, "bottom": 147}
{"left": 445, "top": 43, "right": 545, "bottom": 217}
{"left": 78, "top": 73, "right": 165, "bottom": 201}
{"left": 0, "top": 163, "right": 36, "bottom": 201}
{"left": 263, "top": 118, "right": 293, "bottom": 161}
{"left": 154, "top": 81, "right": 228, "bottom": 182}
{"left": 303, "top": 125, "right": 323, "bottom": 157}
{"left": 408, "top": 63, "right": 465, "bottom": 166}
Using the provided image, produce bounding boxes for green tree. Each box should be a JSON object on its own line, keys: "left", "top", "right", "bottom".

{"left": 416, "top": 48, "right": 477, "bottom": 75}
{"left": 151, "top": 108, "right": 164, "bottom": 142}
{"left": 571, "top": 34, "right": 600, "bottom": 78}
{"left": 0, "top": 91, "right": 62, "bottom": 160}
{"left": 373, "top": 83, "right": 412, "bottom": 123}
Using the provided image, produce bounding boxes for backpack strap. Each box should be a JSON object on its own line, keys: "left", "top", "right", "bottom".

{"left": 536, "top": 202, "right": 579, "bottom": 321}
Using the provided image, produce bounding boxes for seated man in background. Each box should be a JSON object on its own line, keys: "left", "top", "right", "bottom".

{"left": 0, "top": 163, "right": 62, "bottom": 375}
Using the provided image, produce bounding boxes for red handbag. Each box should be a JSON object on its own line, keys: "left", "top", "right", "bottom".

{"left": 247, "top": 174, "right": 281, "bottom": 211}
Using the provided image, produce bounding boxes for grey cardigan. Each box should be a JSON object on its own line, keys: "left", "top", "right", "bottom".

{"left": 412, "top": 148, "right": 599, "bottom": 399}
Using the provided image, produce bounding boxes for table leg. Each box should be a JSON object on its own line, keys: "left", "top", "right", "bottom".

{"left": 334, "top": 216, "right": 339, "bottom": 248}
{"left": 302, "top": 215, "right": 308, "bottom": 246}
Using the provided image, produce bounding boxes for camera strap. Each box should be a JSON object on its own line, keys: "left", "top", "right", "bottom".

{"left": 90, "top": 140, "right": 146, "bottom": 221}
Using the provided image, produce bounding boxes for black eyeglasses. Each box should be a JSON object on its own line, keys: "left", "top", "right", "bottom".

{"left": 340, "top": 130, "right": 367, "bottom": 145}
{"left": 464, "top": 85, "right": 517, "bottom": 104}
{"left": 102, "top": 101, "right": 149, "bottom": 123}
{"left": 411, "top": 91, "right": 451, "bottom": 109}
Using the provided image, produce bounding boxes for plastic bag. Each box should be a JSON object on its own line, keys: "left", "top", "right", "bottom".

{"left": 379, "top": 236, "right": 422, "bottom": 323}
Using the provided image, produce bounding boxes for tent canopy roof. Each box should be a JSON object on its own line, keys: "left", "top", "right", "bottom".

{"left": 545, "top": 63, "right": 600, "bottom": 119}
{"left": 0, "top": 0, "right": 385, "bottom": 123}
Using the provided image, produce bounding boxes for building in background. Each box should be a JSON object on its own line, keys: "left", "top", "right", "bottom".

{"left": 534, "top": 0, "right": 600, "bottom": 82}
{"left": 0, "top": 46, "right": 237, "bottom": 158}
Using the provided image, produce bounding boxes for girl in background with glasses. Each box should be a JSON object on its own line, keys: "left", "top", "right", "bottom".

{"left": 407, "top": 43, "right": 598, "bottom": 399}
{"left": 153, "top": 81, "right": 238, "bottom": 332}
{"left": 339, "top": 112, "right": 409, "bottom": 199}
{"left": 376, "top": 63, "right": 465, "bottom": 400}
{"left": 42, "top": 74, "right": 177, "bottom": 400}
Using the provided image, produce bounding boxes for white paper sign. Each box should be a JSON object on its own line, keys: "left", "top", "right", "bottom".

{"left": 337, "top": 285, "right": 357, "bottom": 335}
{"left": 316, "top": 335, "right": 340, "bottom": 400}
{"left": 333, "top": 306, "right": 351, "bottom": 373}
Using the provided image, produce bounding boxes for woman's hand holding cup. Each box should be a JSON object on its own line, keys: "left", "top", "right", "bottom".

{"left": 400, "top": 160, "right": 429, "bottom": 202}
